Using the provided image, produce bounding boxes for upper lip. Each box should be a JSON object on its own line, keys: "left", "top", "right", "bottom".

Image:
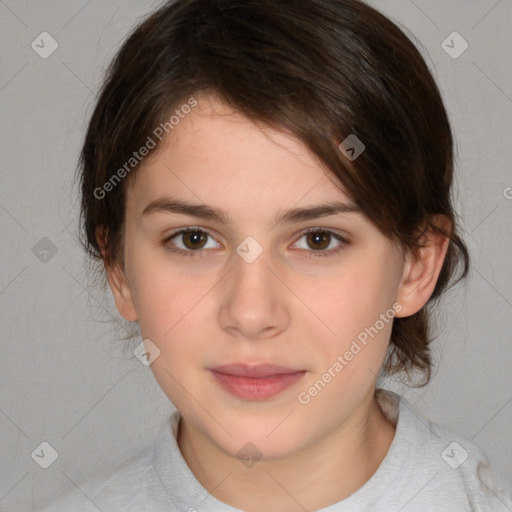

{"left": 209, "top": 363, "right": 304, "bottom": 378}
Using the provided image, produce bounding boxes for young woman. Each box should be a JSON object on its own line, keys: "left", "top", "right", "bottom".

{"left": 38, "top": 0, "right": 512, "bottom": 510}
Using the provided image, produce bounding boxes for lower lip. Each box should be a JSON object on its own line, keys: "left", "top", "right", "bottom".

{"left": 209, "top": 370, "right": 306, "bottom": 400}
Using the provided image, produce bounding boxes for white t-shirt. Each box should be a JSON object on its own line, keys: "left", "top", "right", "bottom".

{"left": 35, "top": 389, "right": 512, "bottom": 511}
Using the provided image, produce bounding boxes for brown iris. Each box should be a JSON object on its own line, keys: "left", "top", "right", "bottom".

{"left": 306, "top": 231, "right": 331, "bottom": 251}
{"left": 182, "top": 230, "right": 209, "bottom": 250}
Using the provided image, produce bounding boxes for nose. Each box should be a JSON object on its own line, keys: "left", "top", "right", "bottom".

{"left": 217, "top": 241, "right": 290, "bottom": 341}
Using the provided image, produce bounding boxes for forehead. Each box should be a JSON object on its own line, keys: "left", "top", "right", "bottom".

{"left": 126, "top": 96, "right": 355, "bottom": 220}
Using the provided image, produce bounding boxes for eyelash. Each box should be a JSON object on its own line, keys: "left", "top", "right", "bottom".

{"left": 163, "top": 227, "right": 349, "bottom": 258}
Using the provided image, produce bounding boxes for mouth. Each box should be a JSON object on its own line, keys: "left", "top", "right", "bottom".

{"left": 208, "top": 363, "right": 306, "bottom": 400}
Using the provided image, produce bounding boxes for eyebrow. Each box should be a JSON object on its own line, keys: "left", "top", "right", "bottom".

{"left": 141, "top": 197, "right": 361, "bottom": 225}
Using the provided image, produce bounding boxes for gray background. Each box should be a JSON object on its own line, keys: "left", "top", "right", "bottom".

{"left": 0, "top": 0, "right": 511, "bottom": 510}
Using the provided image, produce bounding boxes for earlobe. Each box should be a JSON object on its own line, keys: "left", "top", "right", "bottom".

{"left": 105, "top": 263, "right": 138, "bottom": 322}
{"left": 96, "top": 227, "right": 138, "bottom": 322}
{"left": 395, "top": 217, "right": 451, "bottom": 318}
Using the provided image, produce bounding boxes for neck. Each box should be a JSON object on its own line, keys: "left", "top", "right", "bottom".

{"left": 177, "top": 390, "right": 395, "bottom": 512}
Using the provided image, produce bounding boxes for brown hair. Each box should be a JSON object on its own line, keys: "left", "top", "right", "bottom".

{"left": 78, "top": 0, "right": 469, "bottom": 383}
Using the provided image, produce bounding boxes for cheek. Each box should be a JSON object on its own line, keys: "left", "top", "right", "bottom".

{"left": 303, "top": 264, "right": 394, "bottom": 338}
{"left": 298, "top": 269, "right": 396, "bottom": 402}
{"left": 297, "top": 258, "right": 398, "bottom": 386}
{"left": 125, "top": 246, "right": 187, "bottom": 337}
{"left": 135, "top": 273, "right": 201, "bottom": 341}
{"left": 129, "top": 259, "right": 219, "bottom": 361}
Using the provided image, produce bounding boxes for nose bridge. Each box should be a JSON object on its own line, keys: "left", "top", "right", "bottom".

{"left": 231, "top": 235, "right": 276, "bottom": 302}
{"left": 218, "top": 235, "right": 289, "bottom": 339}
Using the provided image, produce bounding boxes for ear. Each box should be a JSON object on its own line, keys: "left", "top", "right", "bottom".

{"left": 96, "top": 228, "right": 138, "bottom": 322}
{"left": 395, "top": 216, "right": 451, "bottom": 318}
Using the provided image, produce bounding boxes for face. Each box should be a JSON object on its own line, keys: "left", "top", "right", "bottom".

{"left": 110, "top": 95, "right": 412, "bottom": 461}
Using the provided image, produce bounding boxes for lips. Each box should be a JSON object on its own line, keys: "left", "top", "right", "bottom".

{"left": 209, "top": 363, "right": 302, "bottom": 378}
{"left": 208, "top": 363, "right": 306, "bottom": 400}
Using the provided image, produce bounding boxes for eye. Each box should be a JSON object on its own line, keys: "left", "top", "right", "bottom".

{"left": 165, "top": 228, "right": 220, "bottom": 255}
{"left": 293, "top": 228, "right": 348, "bottom": 257}
{"left": 164, "top": 227, "right": 348, "bottom": 258}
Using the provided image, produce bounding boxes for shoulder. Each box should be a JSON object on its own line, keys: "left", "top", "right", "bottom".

{"left": 380, "top": 390, "right": 512, "bottom": 511}
{"left": 35, "top": 445, "right": 160, "bottom": 512}
{"left": 422, "top": 422, "right": 511, "bottom": 511}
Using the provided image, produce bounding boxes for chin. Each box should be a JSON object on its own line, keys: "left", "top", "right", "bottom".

{"left": 217, "top": 421, "right": 305, "bottom": 463}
